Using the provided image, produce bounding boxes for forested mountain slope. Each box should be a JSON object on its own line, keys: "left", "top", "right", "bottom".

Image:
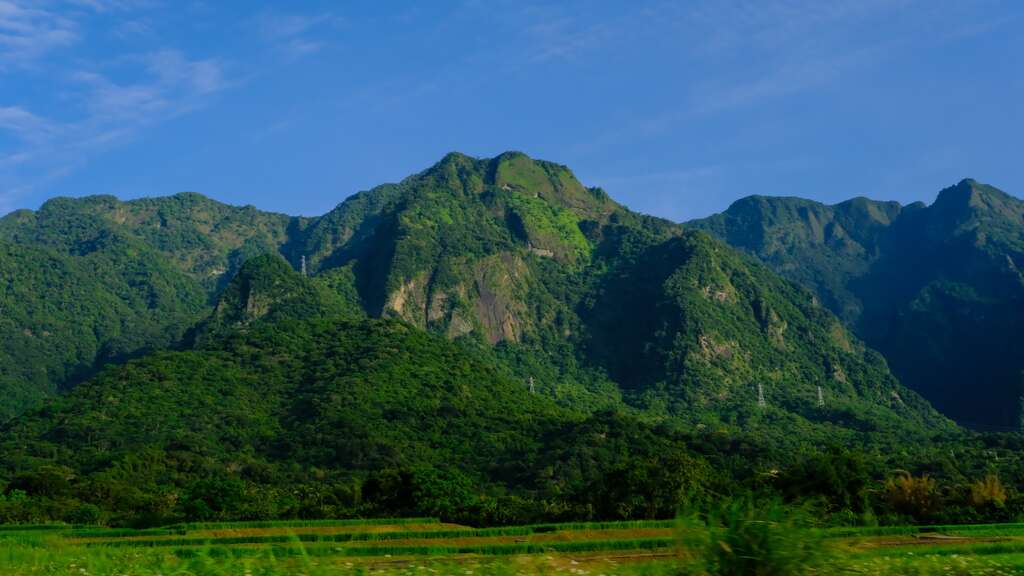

{"left": 691, "top": 179, "right": 1024, "bottom": 428}
{"left": 0, "top": 256, "right": 956, "bottom": 525}
{"left": 0, "top": 152, "right": 945, "bottom": 436}
{"left": 0, "top": 152, "right": 989, "bottom": 526}
{"left": 0, "top": 194, "right": 301, "bottom": 419}
{"left": 0, "top": 238, "right": 206, "bottom": 420}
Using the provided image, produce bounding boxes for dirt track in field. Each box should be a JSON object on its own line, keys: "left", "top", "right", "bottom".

{"left": 318, "top": 550, "right": 680, "bottom": 572}
{"left": 68, "top": 523, "right": 470, "bottom": 543}
{"left": 849, "top": 533, "right": 1012, "bottom": 549}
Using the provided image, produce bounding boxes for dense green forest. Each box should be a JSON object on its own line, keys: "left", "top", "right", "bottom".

{"left": 691, "top": 178, "right": 1024, "bottom": 428}
{"left": 1, "top": 152, "right": 1023, "bottom": 528}
{"left": 0, "top": 193, "right": 299, "bottom": 419}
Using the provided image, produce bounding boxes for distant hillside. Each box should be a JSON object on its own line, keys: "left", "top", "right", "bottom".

{"left": 0, "top": 152, "right": 942, "bottom": 438}
{"left": 0, "top": 238, "right": 206, "bottom": 420}
{"left": 691, "top": 179, "right": 1024, "bottom": 428}
{"left": 0, "top": 193, "right": 300, "bottom": 420}
{"left": 0, "top": 256, "right": 955, "bottom": 525}
{"left": 0, "top": 192, "right": 299, "bottom": 290}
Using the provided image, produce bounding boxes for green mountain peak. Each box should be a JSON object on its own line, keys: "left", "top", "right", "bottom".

{"left": 195, "top": 254, "right": 358, "bottom": 345}
{"left": 692, "top": 179, "right": 1024, "bottom": 428}
{"left": 0, "top": 153, "right": 985, "bottom": 528}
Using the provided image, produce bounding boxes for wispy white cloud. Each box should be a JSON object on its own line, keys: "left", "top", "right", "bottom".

{"left": 679, "top": 0, "right": 914, "bottom": 56}
{"left": 245, "top": 117, "right": 293, "bottom": 145}
{"left": 72, "top": 71, "right": 166, "bottom": 120}
{"left": 1, "top": 2, "right": 314, "bottom": 210}
{"left": 145, "top": 49, "right": 225, "bottom": 94}
{"left": 568, "top": 0, "right": 1018, "bottom": 217}
{"left": 0, "top": 0, "right": 152, "bottom": 69}
{"left": 520, "top": 9, "right": 612, "bottom": 62}
{"left": 56, "top": 49, "right": 227, "bottom": 135}
{"left": 689, "top": 44, "right": 885, "bottom": 115}
{"left": 571, "top": 0, "right": 999, "bottom": 162}
{"left": 2, "top": 44, "right": 229, "bottom": 208}
{"left": 0, "top": 151, "right": 32, "bottom": 168}
{"left": 110, "top": 18, "right": 152, "bottom": 39}
{"left": 85, "top": 50, "right": 226, "bottom": 128}
{"left": 0, "top": 0, "right": 78, "bottom": 69}
{"left": 251, "top": 9, "right": 340, "bottom": 59}
{"left": 0, "top": 105, "right": 61, "bottom": 144}
{"left": 672, "top": 0, "right": 915, "bottom": 111}
{"left": 257, "top": 12, "right": 330, "bottom": 39}
{"left": 938, "top": 11, "right": 1017, "bottom": 42}
{"left": 666, "top": 0, "right": 1009, "bottom": 115}
{"left": 64, "top": 0, "right": 160, "bottom": 12}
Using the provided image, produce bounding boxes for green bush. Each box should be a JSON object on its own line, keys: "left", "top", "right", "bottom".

{"left": 884, "top": 471, "right": 940, "bottom": 521}
{"left": 65, "top": 503, "right": 102, "bottom": 526}
{"left": 679, "top": 497, "right": 832, "bottom": 575}
{"left": 777, "top": 446, "right": 869, "bottom": 514}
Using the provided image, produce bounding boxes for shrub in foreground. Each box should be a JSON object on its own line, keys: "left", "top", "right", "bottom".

{"left": 884, "top": 471, "right": 939, "bottom": 521}
{"left": 678, "top": 497, "right": 832, "bottom": 575}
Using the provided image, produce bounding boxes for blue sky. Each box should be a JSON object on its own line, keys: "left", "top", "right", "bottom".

{"left": 1, "top": 1, "right": 1022, "bottom": 221}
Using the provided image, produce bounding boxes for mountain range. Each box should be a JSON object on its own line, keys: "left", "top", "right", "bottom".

{"left": 0, "top": 152, "right": 946, "bottom": 427}
{"left": 0, "top": 151, "right": 1020, "bottom": 524}
{"left": 691, "top": 178, "right": 1024, "bottom": 429}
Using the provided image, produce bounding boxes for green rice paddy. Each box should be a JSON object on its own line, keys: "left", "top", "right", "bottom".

{"left": 3, "top": 518, "right": 1024, "bottom": 575}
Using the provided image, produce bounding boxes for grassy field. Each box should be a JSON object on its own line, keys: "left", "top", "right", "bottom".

{"left": 4, "top": 518, "right": 1024, "bottom": 575}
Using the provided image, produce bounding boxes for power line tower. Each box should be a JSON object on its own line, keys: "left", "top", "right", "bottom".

{"left": 817, "top": 386, "right": 825, "bottom": 408}
{"left": 528, "top": 377, "right": 536, "bottom": 394}
{"left": 757, "top": 383, "right": 766, "bottom": 408}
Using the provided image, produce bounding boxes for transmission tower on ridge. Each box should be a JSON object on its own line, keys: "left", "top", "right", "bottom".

{"left": 528, "top": 377, "right": 536, "bottom": 394}
{"left": 757, "top": 383, "right": 766, "bottom": 408}
{"left": 817, "top": 386, "right": 825, "bottom": 407}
